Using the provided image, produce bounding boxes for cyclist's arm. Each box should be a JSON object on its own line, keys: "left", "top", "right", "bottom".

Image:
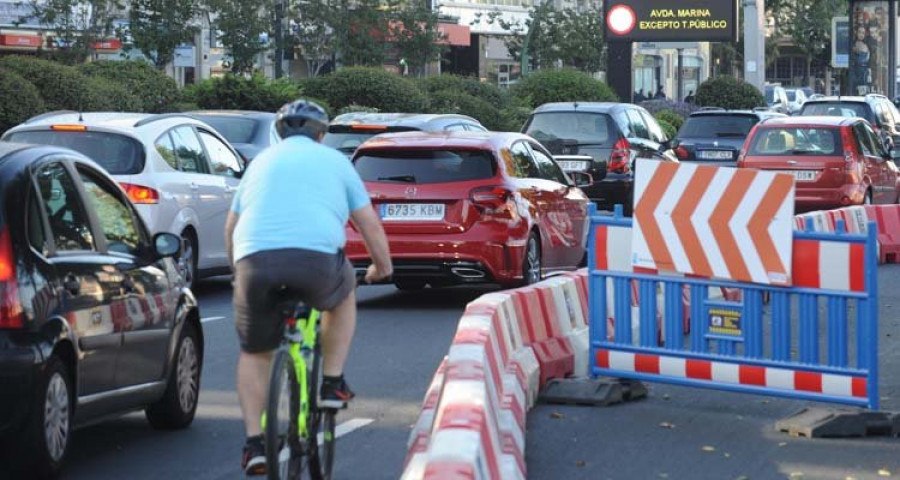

{"left": 225, "top": 211, "right": 239, "bottom": 270}
{"left": 350, "top": 206, "right": 392, "bottom": 282}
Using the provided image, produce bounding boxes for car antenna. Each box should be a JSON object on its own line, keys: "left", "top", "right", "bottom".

{"left": 573, "top": 102, "right": 578, "bottom": 110}
{"left": 78, "top": 111, "right": 84, "bottom": 122}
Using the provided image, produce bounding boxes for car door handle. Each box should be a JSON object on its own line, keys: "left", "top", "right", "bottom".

{"left": 63, "top": 273, "right": 80, "bottom": 295}
{"left": 224, "top": 185, "right": 237, "bottom": 194}
{"left": 190, "top": 182, "right": 199, "bottom": 191}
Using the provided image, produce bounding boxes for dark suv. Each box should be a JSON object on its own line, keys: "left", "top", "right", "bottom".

{"left": 522, "top": 102, "right": 676, "bottom": 214}
{"left": 672, "top": 109, "right": 786, "bottom": 166}
{"left": 323, "top": 113, "right": 487, "bottom": 156}
{"left": 0, "top": 142, "right": 202, "bottom": 478}
{"left": 798, "top": 94, "right": 900, "bottom": 147}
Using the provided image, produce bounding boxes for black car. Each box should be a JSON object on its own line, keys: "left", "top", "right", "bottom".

{"left": 323, "top": 113, "right": 488, "bottom": 156}
{"left": 798, "top": 94, "right": 900, "bottom": 148}
{"left": 188, "top": 110, "right": 278, "bottom": 162}
{"left": 522, "top": 102, "right": 677, "bottom": 215}
{"left": 0, "top": 142, "right": 202, "bottom": 478}
{"left": 672, "top": 109, "right": 786, "bottom": 166}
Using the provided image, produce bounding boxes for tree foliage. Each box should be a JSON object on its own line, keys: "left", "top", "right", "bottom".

{"left": 17, "top": 0, "right": 121, "bottom": 64}
{"left": 207, "top": 0, "right": 271, "bottom": 74}
{"left": 389, "top": 0, "right": 446, "bottom": 77}
{"left": 291, "top": 0, "right": 336, "bottom": 76}
{"left": 126, "top": 0, "right": 198, "bottom": 68}
{"left": 0, "top": 68, "right": 45, "bottom": 134}
{"left": 779, "top": 0, "right": 847, "bottom": 65}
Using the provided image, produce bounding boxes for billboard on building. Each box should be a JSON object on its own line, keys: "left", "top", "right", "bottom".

{"left": 604, "top": 0, "right": 739, "bottom": 42}
{"left": 850, "top": 1, "right": 889, "bottom": 95}
{"left": 832, "top": 17, "right": 850, "bottom": 69}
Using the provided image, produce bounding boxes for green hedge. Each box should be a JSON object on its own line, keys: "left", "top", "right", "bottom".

{"left": 428, "top": 89, "right": 502, "bottom": 131}
{"left": 84, "top": 76, "right": 143, "bottom": 112}
{"left": 418, "top": 75, "right": 506, "bottom": 110}
{"left": 513, "top": 69, "right": 617, "bottom": 108}
{"left": 301, "top": 67, "right": 428, "bottom": 113}
{"left": 656, "top": 118, "right": 677, "bottom": 140}
{"left": 695, "top": 76, "right": 765, "bottom": 110}
{"left": 0, "top": 68, "right": 45, "bottom": 134}
{"left": 654, "top": 109, "right": 684, "bottom": 131}
{"left": 0, "top": 56, "right": 95, "bottom": 111}
{"left": 77, "top": 60, "right": 179, "bottom": 113}
{"left": 182, "top": 73, "right": 301, "bottom": 112}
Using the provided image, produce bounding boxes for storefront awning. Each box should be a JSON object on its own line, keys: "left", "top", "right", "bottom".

{"left": 0, "top": 34, "right": 42, "bottom": 48}
{"left": 438, "top": 23, "right": 470, "bottom": 47}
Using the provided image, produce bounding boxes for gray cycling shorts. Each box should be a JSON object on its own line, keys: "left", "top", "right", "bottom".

{"left": 233, "top": 248, "right": 355, "bottom": 353}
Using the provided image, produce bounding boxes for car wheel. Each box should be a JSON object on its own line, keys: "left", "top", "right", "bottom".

{"left": 395, "top": 279, "right": 427, "bottom": 291}
{"left": 12, "top": 356, "right": 72, "bottom": 479}
{"left": 523, "top": 232, "right": 542, "bottom": 285}
{"left": 178, "top": 230, "right": 198, "bottom": 289}
{"left": 146, "top": 322, "right": 201, "bottom": 430}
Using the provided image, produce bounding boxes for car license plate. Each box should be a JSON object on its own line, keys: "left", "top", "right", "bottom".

{"left": 773, "top": 170, "right": 817, "bottom": 181}
{"left": 381, "top": 203, "right": 445, "bottom": 221}
{"left": 557, "top": 160, "right": 590, "bottom": 171}
{"left": 697, "top": 150, "right": 733, "bottom": 160}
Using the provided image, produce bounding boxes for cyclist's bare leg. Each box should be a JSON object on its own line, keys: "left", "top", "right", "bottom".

{"left": 237, "top": 350, "right": 273, "bottom": 436}
{"left": 321, "top": 289, "right": 357, "bottom": 377}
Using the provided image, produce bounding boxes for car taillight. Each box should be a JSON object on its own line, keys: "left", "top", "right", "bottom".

{"left": 608, "top": 138, "right": 631, "bottom": 173}
{"left": 120, "top": 183, "right": 159, "bottom": 204}
{"left": 0, "top": 226, "right": 23, "bottom": 329}
{"left": 840, "top": 128, "right": 858, "bottom": 174}
{"left": 736, "top": 149, "right": 746, "bottom": 168}
{"left": 470, "top": 186, "right": 511, "bottom": 209}
{"left": 674, "top": 145, "right": 689, "bottom": 160}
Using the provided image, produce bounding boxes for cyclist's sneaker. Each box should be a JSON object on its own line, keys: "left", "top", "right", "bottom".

{"left": 320, "top": 375, "right": 355, "bottom": 408}
{"left": 241, "top": 435, "right": 266, "bottom": 476}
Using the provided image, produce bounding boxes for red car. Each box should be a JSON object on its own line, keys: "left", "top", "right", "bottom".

{"left": 345, "top": 131, "right": 591, "bottom": 289}
{"left": 738, "top": 116, "right": 900, "bottom": 211}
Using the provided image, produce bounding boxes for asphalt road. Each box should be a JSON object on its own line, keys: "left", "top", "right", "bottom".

{"left": 527, "top": 265, "right": 900, "bottom": 480}
{"left": 62, "top": 279, "right": 495, "bottom": 480}
{"left": 46, "top": 266, "right": 900, "bottom": 480}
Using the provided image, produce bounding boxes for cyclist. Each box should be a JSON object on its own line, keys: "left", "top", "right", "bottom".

{"left": 225, "top": 99, "right": 393, "bottom": 475}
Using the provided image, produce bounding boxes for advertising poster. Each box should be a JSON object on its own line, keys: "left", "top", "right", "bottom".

{"left": 850, "top": 1, "right": 889, "bottom": 94}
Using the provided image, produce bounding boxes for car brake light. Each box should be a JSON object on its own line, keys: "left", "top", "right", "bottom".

{"left": 470, "top": 186, "right": 511, "bottom": 209}
{"left": 50, "top": 124, "right": 88, "bottom": 132}
{"left": 674, "top": 146, "right": 689, "bottom": 160}
{"left": 608, "top": 138, "right": 631, "bottom": 174}
{"left": 0, "top": 226, "right": 23, "bottom": 329}
{"left": 350, "top": 125, "right": 388, "bottom": 132}
{"left": 840, "top": 128, "right": 857, "bottom": 174}
{"left": 120, "top": 183, "right": 159, "bottom": 204}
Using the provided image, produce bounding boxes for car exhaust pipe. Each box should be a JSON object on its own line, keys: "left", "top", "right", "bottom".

{"left": 451, "top": 267, "right": 486, "bottom": 279}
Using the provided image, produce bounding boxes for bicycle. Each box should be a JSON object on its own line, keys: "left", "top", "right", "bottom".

{"left": 263, "top": 291, "right": 343, "bottom": 480}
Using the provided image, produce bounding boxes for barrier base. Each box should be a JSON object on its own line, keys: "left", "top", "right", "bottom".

{"left": 537, "top": 377, "right": 648, "bottom": 407}
{"left": 776, "top": 407, "right": 900, "bottom": 438}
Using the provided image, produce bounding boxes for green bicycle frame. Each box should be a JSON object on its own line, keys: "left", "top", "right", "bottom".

{"left": 261, "top": 308, "right": 321, "bottom": 438}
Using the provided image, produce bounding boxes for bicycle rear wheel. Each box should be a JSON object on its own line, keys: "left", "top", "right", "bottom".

{"left": 265, "top": 349, "right": 304, "bottom": 480}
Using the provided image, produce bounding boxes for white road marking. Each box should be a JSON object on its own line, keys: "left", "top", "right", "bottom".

{"left": 201, "top": 316, "right": 226, "bottom": 323}
{"left": 317, "top": 417, "right": 373, "bottom": 445}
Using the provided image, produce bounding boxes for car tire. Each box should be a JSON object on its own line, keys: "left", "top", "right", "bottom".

{"left": 522, "top": 232, "right": 542, "bottom": 285}
{"left": 395, "top": 279, "right": 427, "bottom": 291}
{"left": 178, "top": 230, "right": 198, "bottom": 290}
{"left": 11, "top": 356, "right": 72, "bottom": 479}
{"left": 146, "top": 322, "right": 201, "bottom": 430}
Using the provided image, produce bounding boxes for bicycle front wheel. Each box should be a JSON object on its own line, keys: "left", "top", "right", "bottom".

{"left": 265, "top": 349, "right": 303, "bottom": 480}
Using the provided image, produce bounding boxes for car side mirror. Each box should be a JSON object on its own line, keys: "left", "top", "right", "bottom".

{"left": 153, "top": 232, "right": 181, "bottom": 259}
{"left": 568, "top": 171, "right": 593, "bottom": 188}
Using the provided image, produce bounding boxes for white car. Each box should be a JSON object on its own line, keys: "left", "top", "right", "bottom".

{"left": 3, "top": 111, "right": 246, "bottom": 288}
{"left": 785, "top": 88, "right": 809, "bottom": 115}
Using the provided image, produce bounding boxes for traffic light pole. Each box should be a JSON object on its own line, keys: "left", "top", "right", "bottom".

{"left": 743, "top": 0, "right": 765, "bottom": 90}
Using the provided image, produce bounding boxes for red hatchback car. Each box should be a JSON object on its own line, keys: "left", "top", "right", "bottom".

{"left": 345, "top": 131, "right": 591, "bottom": 289}
{"left": 738, "top": 116, "right": 900, "bottom": 210}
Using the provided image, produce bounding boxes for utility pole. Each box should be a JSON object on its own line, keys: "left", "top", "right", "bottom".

{"left": 743, "top": 0, "right": 765, "bottom": 90}
{"left": 274, "top": 0, "right": 285, "bottom": 78}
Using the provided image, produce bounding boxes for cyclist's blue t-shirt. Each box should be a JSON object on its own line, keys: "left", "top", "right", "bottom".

{"left": 230, "top": 135, "right": 370, "bottom": 262}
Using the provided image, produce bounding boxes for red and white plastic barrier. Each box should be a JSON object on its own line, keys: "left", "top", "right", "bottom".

{"left": 401, "top": 272, "right": 589, "bottom": 480}
{"left": 794, "top": 205, "right": 900, "bottom": 264}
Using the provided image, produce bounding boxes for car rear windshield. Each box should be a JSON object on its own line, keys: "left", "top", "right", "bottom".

{"left": 800, "top": 102, "right": 872, "bottom": 122}
{"left": 354, "top": 150, "right": 496, "bottom": 184}
{"left": 5, "top": 130, "right": 144, "bottom": 175}
{"left": 324, "top": 126, "right": 420, "bottom": 154}
{"left": 524, "top": 112, "right": 614, "bottom": 146}
{"left": 193, "top": 116, "right": 258, "bottom": 144}
{"left": 678, "top": 115, "right": 759, "bottom": 138}
{"left": 747, "top": 127, "right": 843, "bottom": 156}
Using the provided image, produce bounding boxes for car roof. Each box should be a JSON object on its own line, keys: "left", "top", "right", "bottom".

{"left": 6, "top": 111, "right": 219, "bottom": 135}
{"left": 688, "top": 109, "right": 784, "bottom": 118}
{"left": 330, "top": 112, "right": 481, "bottom": 128}
{"left": 188, "top": 110, "right": 276, "bottom": 119}
{"left": 531, "top": 102, "right": 627, "bottom": 114}
{"left": 756, "top": 115, "right": 859, "bottom": 127}
{"left": 354, "top": 131, "right": 526, "bottom": 152}
{"left": 803, "top": 96, "right": 871, "bottom": 104}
